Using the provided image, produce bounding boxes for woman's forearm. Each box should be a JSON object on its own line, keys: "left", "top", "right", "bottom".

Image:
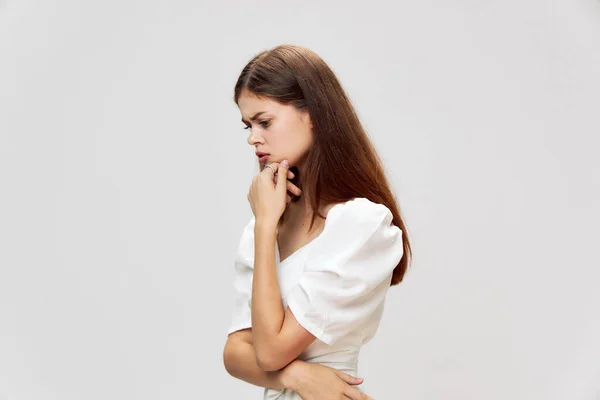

{"left": 223, "top": 336, "right": 292, "bottom": 390}
{"left": 252, "top": 221, "right": 286, "bottom": 356}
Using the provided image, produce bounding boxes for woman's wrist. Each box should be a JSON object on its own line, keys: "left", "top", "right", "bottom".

{"left": 255, "top": 218, "right": 278, "bottom": 234}
{"left": 279, "top": 360, "right": 306, "bottom": 391}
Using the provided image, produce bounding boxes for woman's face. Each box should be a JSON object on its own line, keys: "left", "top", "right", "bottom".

{"left": 238, "top": 89, "right": 313, "bottom": 170}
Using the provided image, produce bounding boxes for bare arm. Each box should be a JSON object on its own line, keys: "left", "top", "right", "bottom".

{"left": 223, "top": 328, "right": 290, "bottom": 390}
{"left": 223, "top": 329, "right": 369, "bottom": 400}
{"left": 252, "top": 220, "right": 317, "bottom": 371}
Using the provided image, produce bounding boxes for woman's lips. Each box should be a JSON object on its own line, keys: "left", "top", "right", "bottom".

{"left": 259, "top": 155, "right": 270, "bottom": 163}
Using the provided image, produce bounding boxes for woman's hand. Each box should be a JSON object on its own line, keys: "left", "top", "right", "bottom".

{"left": 281, "top": 360, "right": 374, "bottom": 400}
{"left": 247, "top": 160, "right": 302, "bottom": 226}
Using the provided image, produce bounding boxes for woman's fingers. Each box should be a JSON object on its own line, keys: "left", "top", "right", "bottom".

{"left": 273, "top": 169, "right": 299, "bottom": 195}
{"left": 273, "top": 175, "right": 299, "bottom": 203}
{"left": 334, "top": 370, "right": 363, "bottom": 385}
{"left": 344, "top": 386, "right": 374, "bottom": 400}
{"left": 287, "top": 181, "right": 302, "bottom": 196}
{"left": 269, "top": 163, "right": 298, "bottom": 200}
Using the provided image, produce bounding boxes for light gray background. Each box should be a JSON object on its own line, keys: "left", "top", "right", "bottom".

{"left": 1, "top": 1, "right": 599, "bottom": 399}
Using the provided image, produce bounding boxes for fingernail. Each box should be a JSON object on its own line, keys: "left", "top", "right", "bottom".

{"left": 281, "top": 160, "right": 288, "bottom": 167}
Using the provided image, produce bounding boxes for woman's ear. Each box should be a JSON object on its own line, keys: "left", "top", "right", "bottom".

{"left": 301, "top": 109, "right": 313, "bottom": 130}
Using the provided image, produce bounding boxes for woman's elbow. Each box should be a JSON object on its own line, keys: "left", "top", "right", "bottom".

{"left": 255, "top": 348, "right": 290, "bottom": 372}
{"left": 223, "top": 341, "right": 239, "bottom": 376}
{"left": 255, "top": 357, "right": 280, "bottom": 372}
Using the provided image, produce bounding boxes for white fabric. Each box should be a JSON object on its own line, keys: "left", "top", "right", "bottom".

{"left": 227, "top": 197, "right": 404, "bottom": 399}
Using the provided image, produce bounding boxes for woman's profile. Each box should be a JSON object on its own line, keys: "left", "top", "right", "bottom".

{"left": 223, "top": 44, "right": 412, "bottom": 399}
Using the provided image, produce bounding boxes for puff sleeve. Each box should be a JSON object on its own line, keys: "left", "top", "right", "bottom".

{"left": 227, "top": 217, "right": 256, "bottom": 335}
{"left": 286, "top": 198, "right": 403, "bottom": 346}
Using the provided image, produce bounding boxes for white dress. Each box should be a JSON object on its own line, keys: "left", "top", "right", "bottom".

{"left": 227, "top": 197, "right": 404, "bottom": 399}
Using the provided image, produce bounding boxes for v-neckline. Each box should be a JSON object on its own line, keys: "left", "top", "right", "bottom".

{"left": 275, "top": 238, "right": 308, "bottom": 264}
{"left": 275, "top": 232, "right": 323, "bottom": 264}
{"left": 274, "top": 202, "right": 345, "bottom": 265}
{"left": 276, "top": 236, "right": 314, "bottom": 265}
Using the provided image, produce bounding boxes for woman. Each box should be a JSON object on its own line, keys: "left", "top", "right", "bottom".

{"left": 223, "top": 44, "right": 412, "bottom": 399}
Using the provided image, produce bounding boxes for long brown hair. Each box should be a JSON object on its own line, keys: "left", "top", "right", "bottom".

{"left": 233, "top": 44, "right": 412, "bottom": 285}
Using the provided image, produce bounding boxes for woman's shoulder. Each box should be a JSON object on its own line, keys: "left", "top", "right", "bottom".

{"left": 311, "top": 197, "right": 400, "bottom": 258}
{"left": 323, "top": 197, "right": 394, "bottom": 226}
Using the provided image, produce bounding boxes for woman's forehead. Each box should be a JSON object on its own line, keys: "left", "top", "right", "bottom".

{"left": 239, "top": 91, "right": 274, "bottom": 107}
{"left": 239, "top": 94, "right": 282, "bottom": 119}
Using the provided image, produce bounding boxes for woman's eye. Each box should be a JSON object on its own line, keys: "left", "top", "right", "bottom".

{"left": 242, "top": 121, "right": 270, "bottom": 130}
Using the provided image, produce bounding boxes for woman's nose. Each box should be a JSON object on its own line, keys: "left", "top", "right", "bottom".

{"left": 247, "top": 131, "right": 263, "bottom": 146}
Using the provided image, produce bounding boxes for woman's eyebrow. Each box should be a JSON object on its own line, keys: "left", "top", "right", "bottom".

{"left": 241, "top": 111, "right": 268, "bottom": 125}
